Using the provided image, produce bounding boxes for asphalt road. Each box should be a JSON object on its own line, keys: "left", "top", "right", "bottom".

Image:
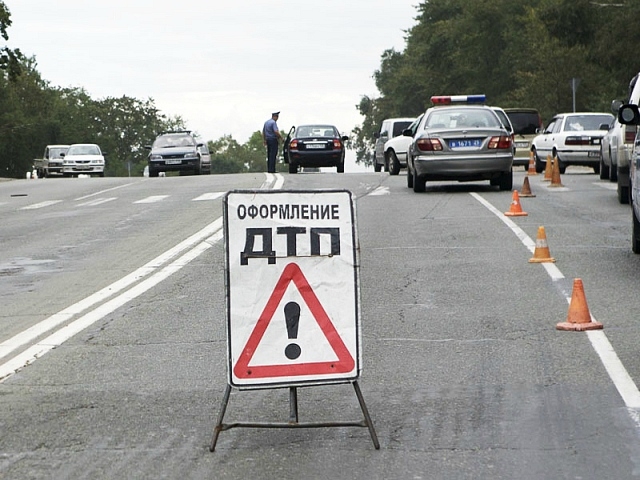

{"left": 1, "top": 168, "right": 640, "bottom": 479}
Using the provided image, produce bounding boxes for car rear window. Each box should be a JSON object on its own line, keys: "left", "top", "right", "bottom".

{"left": 392, "top": 121, "right": 412, "bottom": 137}
{"left": 505, "top": 111, "right": 541, "bottom": 135}
{"left": 562, "top": 114, "right": 613, "bottom": 131}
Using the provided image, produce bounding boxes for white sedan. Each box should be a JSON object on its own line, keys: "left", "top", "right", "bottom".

{"left": 531, "top": 112, "right": 613, "bottom": 174}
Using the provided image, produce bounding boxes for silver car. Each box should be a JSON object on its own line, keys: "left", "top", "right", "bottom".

{"left": 406, "top": 95, "right": 514, "bottom": 192}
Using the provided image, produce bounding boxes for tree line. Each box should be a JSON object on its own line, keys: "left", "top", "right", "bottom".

{"left": 352, "top": 0, "right": 640, "bottom": 164}
{"left": 2, "top": 1, "right": 640, "bottom": 176}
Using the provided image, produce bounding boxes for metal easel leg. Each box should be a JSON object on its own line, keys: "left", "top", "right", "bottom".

{"left": 289, "top": 387, "right": 299, "bottom": 424}
{"left": 353, "top": 381, "right": 380, "bottom": 450}
{"left": 210, "top": 384, "right": 232, "bottom": 452}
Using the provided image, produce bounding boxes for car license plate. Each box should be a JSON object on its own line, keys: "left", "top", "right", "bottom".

{"left": 588, "top": 151, "right": 600, "bottom": 157}
{"left": 306, "top": 144, "right": 325, "bottom": 149}
{"left": 515, "top": 141, "right": 529, "bottom": 148}
{"left": 165, "top": 159, "right": 182, "bottom": 164}
{"left": 449, "top": 139, "right": 482, "bottom": 148}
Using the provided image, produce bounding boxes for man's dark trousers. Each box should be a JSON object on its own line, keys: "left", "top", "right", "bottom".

{"left": 266, "top": 138, "right": 278, "bottom": 173}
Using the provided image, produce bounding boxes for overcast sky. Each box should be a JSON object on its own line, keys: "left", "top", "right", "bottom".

{"left": 6, "top": 1, "right": 418, "bottom": 148}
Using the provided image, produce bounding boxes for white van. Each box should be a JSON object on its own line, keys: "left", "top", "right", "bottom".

{"left": 373, "top": 117, "right": 414, "bottom": 173}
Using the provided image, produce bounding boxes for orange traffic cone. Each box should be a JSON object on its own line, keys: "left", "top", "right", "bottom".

{"left": 543, "top": 155, "right": 553, "bottom": 181}
{"left": 529, "top": 226, "right": 556, "bottom": 263}
{"left": 556, "top": 278, "right": 603, "bottom": 331}
{"left": 519, "top": 176, "right": 536, "bottom": 197}
{"left": 549, "top": 156, "right": 564, "bottom": 187}
{"left": 505, "top": 190, "right": 528, "bottom": 216}
{"left": 527, "top": 151, "right": 537, "bottom": 176}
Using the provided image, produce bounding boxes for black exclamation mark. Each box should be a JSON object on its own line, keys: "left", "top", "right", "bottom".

{"left": 284, "top": 301, "right": 301, "bottom": 360}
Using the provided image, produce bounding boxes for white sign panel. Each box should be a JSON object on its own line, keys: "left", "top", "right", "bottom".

{"left": 223, "top": 190, "right": 360, "bottom": 389}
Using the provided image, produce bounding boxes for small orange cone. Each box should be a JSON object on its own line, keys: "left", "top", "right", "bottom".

{"left": 504, "top": 190, "right": 528, "bottom": 216}
{"left": 519, "top": 176, "right": 536, "bottom": 197}
{"left": 527, "top": 151, "right": 537, "bottom": 176}
{"left": 549, "top": 156, "right": 564, "bottom": 187}
{"left": 556, "top": 278, "right": 603, "bottom": 331}
{"left": 529, "top": 226, "right": 556, "bottom": 263}
{"left": 543, "top": 155, "right": 553, "bottom": 181}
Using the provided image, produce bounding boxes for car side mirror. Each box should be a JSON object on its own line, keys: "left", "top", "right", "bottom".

{"left": 373, "top": 132, "right": 380, "bottom": 139}
{"left": 611, "top": 99, "right": 623, "bottom": 115}
{"left": 144, "top": 145, "right": 152, "bottom": 150}
{"left": 102, "top": 152, "right": 108, "bottom": 156}
{"left": 618, "top": 104, "right": 640, "bottom": 125}
{"left": 60, "top": 153, "right": 65, "bottom": 157}
{"left": 599, "top": 123, "right": 610, "bottom": 130}
{"left": 402, "top": 129, "right": 413, "bottom": 137}
{"left": 341, "top": 135, "right": 349, "bottom": 141}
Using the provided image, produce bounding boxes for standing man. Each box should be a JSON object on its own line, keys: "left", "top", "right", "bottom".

{"left": 262, "top": 111, "right": 282, "bottom": 174}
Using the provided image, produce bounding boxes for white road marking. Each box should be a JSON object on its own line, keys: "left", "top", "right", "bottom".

{"left": 134, "top": 195, "right": 169, "bottom": 204}
{"left": 77, "top": 197, "right": 117, "bottom": 207}
{"left": 20, "top": 200, "right": 62, "bottom": 210}
{"left": 192, "top": 192, "right": 225, "bottom": 201}
{"left": 0, "top": 172, "right": 283, "bottom": 382}
{"left": 370, "top": 186, "right": 390, "bottom": 196}
{"left": 471, "top": 191, "right": 640, "bottom": 420}
{"left": 75, "top": 182, "right": 135, "bottom": 201}
{"left": 594, "top": 182, "right": 617, "bottom": 191}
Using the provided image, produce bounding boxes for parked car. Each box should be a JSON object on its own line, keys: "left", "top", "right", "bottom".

{"left": 531, "top": 112, "right": 613, "bottom": 174}
{"left": 613, "top": 103, "right": 640, "bottom": 251}
{"left": 504, "top": 108, "right": 544, "bottom": 169}
{"left": 490, "top": 106, "right": 516, "bottom": 158}
{"left": 381, "top": 114, "right": 423, "bottom": 175}
{"left": 604, "top": 72, "right": 640, "bottom": 204}
{"left": 373, "top": 117, "right": 414, "bottom": 172}
{"left": 33, "top": 144, "right": 69, "bottom": 178}
{"left": 283, "top": 124, "right": 348, "bottom": 173}
{"left": 405, "top": 94, "right": 514, "bottom": 192}
{"left": 60, "top": 144, "right": 106, "bottom": 177}
{"left": 145, "top": 131, "right": 211, "bottom": 177}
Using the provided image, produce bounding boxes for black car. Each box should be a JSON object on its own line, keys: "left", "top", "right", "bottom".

{"left": 283, "top": 125, "right": 348, "bottom": 173}
{"left": 145, "top": 131, "right": 211, "bottom": 177}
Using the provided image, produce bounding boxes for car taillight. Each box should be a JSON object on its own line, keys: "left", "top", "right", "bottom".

{"left": 332, "top": 139, "right": 342, "bottom": 149}
{"left": 488, "top": 135, "right": 512, "bottom": 149}
{"left": 565, "top": 136, "right": 590, "bottom": 146}
{"left": 625, "top": 126, "right": 636, "bottom": 144}
{"left": 416, "top": 138, "right": 443, "bottom": 151}
{"left": 289, "top": 139, "right": 298, "bottom": 149}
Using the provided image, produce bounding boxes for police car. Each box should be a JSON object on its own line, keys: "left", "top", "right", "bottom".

{"left": 405, "top": 94, "right": 514, "bottom": 192}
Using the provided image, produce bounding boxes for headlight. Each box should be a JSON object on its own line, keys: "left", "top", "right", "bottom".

{"left": 150, "top": 154, "right": 163, "bottom": 160}
{"left": 184, "top": 152, "right": 198, "bottom": 159}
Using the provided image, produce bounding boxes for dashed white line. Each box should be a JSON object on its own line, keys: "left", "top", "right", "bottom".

{"left": 20, "top": 200, "right": 62, "bottom": 210}
{"left": 134, "top": 195, "right": 169, "bottom": 204}
{"left": 193, "top": 192, "right": 225, "bottom": 201}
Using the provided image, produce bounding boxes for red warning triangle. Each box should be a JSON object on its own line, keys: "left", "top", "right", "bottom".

{"left": 233, "top": 262, "right": 355, "bottom": 379}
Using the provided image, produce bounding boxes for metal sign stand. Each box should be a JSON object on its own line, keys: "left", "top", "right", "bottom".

{"left": 210, "top": 381, "right": 380, "bottom": 452}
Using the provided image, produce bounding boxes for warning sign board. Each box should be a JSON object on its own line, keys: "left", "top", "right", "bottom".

{"left": 223, "top": 190, "right": 360, "bottom": 388}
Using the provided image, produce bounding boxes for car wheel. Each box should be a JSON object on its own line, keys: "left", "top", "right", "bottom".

{"left": 599, "top": 156, "right": 609, "bottom": 180}
{"left": 149, "top": 167, "right": 159, "bottom": 178}
{"left": 498, "top": 171, "right": 513, "bottom": 191}
{"left": 412, "top": 170, "right": 426, "bottom": 192}
{"left": 610, "top": 162, "right": 617, "bottom": 182}
{"left": 388, "top": 151, "right": 401, "bottom": 175}
{"left": 407, "top": 165, "right": 414, "bottom": 188}
{"left": 288, "top": 162, "right": 298, "bottom": 174}
{"left": 633, "top": 206, "right": 640, "bottom": 254}
{"left": 337, "top": 161, "right": 344, "bottom": 173}
{"left": 533, "top": 148, "right": 544, "bottom": 173}
{"left": 374, "top": 161, "right": 382, "bottom": 172}
{"left": 592, "top": 163, "right": 599, "bottom": 175}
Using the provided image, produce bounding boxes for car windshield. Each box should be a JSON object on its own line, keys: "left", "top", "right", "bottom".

{"left": 505, "top": 111, "right": 540, "bottom": 135}
{"left": 562, "top": 114, "right": 613, "bottom": 131}
{"left": 425, "top": 108, "right": 501, "bottom": 129}
{"left": 296, "top": 126, "right": 336, "bottom": 137}
{"left": 154, "top": 135, "right": 195, "bottom": 148}
{"left": 67, "top": 145, "right": 100, "bottom": 155}
{"left": 50, "top": 148, "right": 68, "bottom": 159}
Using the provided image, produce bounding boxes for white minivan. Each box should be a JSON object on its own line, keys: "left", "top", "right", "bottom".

{"left": 373, "top": 117, "right": 414, "bottom": 173}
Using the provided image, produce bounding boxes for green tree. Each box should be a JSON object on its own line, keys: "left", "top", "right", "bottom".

{"left": 0, "top": 1, "right": 22, "bottom": 80}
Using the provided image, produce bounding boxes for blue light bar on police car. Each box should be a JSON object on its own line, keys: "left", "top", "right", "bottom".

{"left": 430, "top": 94, "right": 486, "bottom": 105}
